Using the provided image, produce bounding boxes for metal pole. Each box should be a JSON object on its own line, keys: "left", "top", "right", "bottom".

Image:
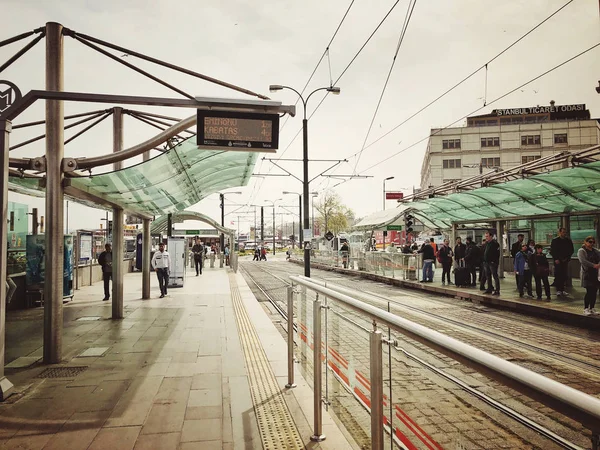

{"left": 261, "top": 206, "right": 264, "bottom": 242}
{"left": 286, "top": 286, "right": 296, "bottom": 388}
{"left": 254, "top": 206, "right": 257, "bottom": 246}
{"left": 383, "top": 179, "right": 386, "bottom": 211}
{"left": 44, "top": 21, "right": 65, "bottom": 364}
{"left": 32, "top": 208, "right": 38, "bottom": 235}
{"left": 220, "top": 193, "right": 225, "bottom": 251}
{"left": 66, "top": 201, "right": 69, "bottom": 233}
{"left": 142, "top": 218, "right": 151, "bottom": 299}
{"left": 311, "top": 293, "right": 325, "bottom": 442}
{"left": 303, "top": 118, "right": 311, "bottom": 277}
{"left": 272, "top": 206, "right": 276, "bottom": 255}
{"left": 112, "top": 107, "right": 124, "bottom": 319}
{"left": 370, "top": 327, "right": 384, "bottom": 450}
{"left": 0, "top": 119, "right": 15, "bottom": 399}
{"left": 167, "top": 213, "right": 172, "bottom": 237}
{"left": 298, "top": 194, "right": 303, "bottom": 245}
{"left": 497, "top": 220, "right": 504, "bottom": 279}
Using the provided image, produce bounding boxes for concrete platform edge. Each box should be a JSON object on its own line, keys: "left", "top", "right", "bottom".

{"left": 234, "top": 271, "right": 360, "bottom": 450}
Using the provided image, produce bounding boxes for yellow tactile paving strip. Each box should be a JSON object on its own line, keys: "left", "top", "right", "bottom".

{"left": 229, "top": 273, "right": 304, "bottom": 450}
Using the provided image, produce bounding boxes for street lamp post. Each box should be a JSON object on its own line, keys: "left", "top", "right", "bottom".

{"left": 311, "top": 191, "right": 318, "bottom": 238}
{"left": 383, "top": 176, "right": 394, "bottom": 210}
{"left": 270, "top": 84, "right": 341, "bottom": 277}
{"left": 220, "top": 191, "right": 242, "bottom": 251}
{"left": 283, "top": 191, "right": 302, "bottom": 250}
{"left": 265, "top": 199, "right": 282, "bottom": 256}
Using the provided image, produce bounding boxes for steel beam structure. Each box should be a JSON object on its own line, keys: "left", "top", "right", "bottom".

{"left": 43, "top": 22, "right": 65, "bottom": 364}
{"left": 112, "top": 107, "right": 124, "bottom": 319}
{"left": 0, "top": 120, "right": 15, "bottom": 399}
{"left": 142, "top": 219, "right": 151, "bottom": 299}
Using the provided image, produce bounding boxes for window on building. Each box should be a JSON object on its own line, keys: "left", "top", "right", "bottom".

{"left": 481, "top": 137, "right": 500, "bottom": 147}
{"left": 442, "top": 139, "right": 461, "bottom": 149}
{"left": 481, "top": 157, "right": 500, "bottom": 168}
{"left": 521, "top": 135, "right": 540, "bottom": 145}
{"left": 554, "top": 133, "right": 568, "bottom": 144}
{"left": 521, "top": 155, "right": 541, "bottom": 164}
{"left": 442, "top": 159, "right": 461, "bottom": 169}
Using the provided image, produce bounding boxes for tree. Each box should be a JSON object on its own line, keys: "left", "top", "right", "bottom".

{"left": 314, "top": 191, "right": 355, "bottom": 235}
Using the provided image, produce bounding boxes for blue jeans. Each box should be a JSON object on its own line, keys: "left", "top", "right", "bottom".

{"left": 422, "top": 260, "right": 433, "bottom": 281}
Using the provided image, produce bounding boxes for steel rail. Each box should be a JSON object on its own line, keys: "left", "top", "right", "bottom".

{"left": 68, "top": 30, "right": 270, "bottom": 100}
{"left": 73, "top": 35, "right": 195, "bottom": 100}
{"left": 290, "top": 275, "right": 600, "bottom": 432}
{"left": 12, "top": 109, "right": 111, "bottom": 129}
{"left": 0, "top": 32, "right": 45, "bottom": 75}
{"left": 0, "top": 28, "right": 44, "bottom": 48}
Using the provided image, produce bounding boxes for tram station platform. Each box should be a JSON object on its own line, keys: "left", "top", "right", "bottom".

{"left": 0, "top": 267, "right": 355, "bottom": 449}
{"left": 302, "top": 259, "right": 600, "bottom": 329}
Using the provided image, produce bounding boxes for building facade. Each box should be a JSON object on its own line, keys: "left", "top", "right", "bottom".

{"left": 420, "top": 103, "right": 600, "bottom": 189}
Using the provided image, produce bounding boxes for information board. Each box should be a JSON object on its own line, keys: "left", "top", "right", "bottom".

{"left": 197, "top": 110, "right": 279, "bottom": 152}
{"left": 79, "top": 233, "right": 93, "bottom": 261}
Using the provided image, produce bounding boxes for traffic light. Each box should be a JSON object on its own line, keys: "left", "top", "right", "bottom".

{"left": 405, "top": 214, "right": 414, "bottom": 233}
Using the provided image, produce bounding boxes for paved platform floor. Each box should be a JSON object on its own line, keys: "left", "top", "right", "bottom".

{"left": 0, "top": 267, "right": 355, "bottom": 449}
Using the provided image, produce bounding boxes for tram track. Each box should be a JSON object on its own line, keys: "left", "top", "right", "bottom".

{"left": 250, "top": 261, "right": 600, "bottom": 377}
{"left": 239, "top": 260, "right": 590, "bottom": 450}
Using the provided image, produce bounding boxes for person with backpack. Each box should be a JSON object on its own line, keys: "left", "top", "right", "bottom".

{"left": 260, "top": 246, "right": 267, "bottom": 261}
{"left": 529, "top": 244, "right": 551, "bottom": 301}
{"left": 417, "top": 240, "right": 435, "bottom": 282}
{"left": 438, "top": 239, "right": 453, "bottom": 285}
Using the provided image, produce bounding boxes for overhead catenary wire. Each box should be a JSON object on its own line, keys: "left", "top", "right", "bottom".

{"left": 356, "top": 0, "right": 576, "bottom": 154}
{"left": 353, "top": 0, "right": 418, "bottom": 174}
{"left": 356, "top": 41, "right": 600, "bottom": 176}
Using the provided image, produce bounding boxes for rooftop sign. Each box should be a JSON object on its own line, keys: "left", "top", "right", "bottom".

{"left": 491, "top": 104, "right": 586, "bottom": 117}
{"left": 197, "top": 110, "right": 279, "bottom": 152}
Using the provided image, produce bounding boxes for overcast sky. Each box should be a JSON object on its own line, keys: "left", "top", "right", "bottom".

{"left": 3, "top": 0, "right": 600, "bottom": 233}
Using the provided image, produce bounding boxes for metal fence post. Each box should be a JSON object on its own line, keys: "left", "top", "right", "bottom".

{"left": 370, "top": 326, "right": 384, "bottom": 450}
{"left": 311, "top": 293, "right": 326, "bottom": 442}
{"left": 286, "top": 286, "right": 296, "bottom": 388}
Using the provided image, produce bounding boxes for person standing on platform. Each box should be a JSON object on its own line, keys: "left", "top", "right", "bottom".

{"left": 454, "top": 237, "right": 466, "bottom": 267}
{"left": 225, "top": 244, "right": 230, "bottom": 266}
{"left": 511, "top": 234, "right": 525, "bottom": 287}
{"left": 530, "top": 244, "right": 551, "bottom": 301}
{"left": 151, "top": 242, "right": 171, "bottom": 298}
{"left": 191, "top": 238, "right": 203, "bottom": 276}
{"left": 464, "top": 237, "right": 479, "bottom": 287}
{"left": 483, "top": 230, "right": 501, "bottom": 295}
{"left": 417, "top": 240, "right": 435, "bottom": 282}
{"left": 438, "top": 239, "right": 453, "bottom": 285}
{"left": 98, "top": 243, "right": 113, "bottom": 301}
{"left": 514, "top": 243, "right": 533, "bottom": 298}
{"left": 577, "top": 236, "right": 600, "bottom": 316}
{"left": 551, "top": 227, "right": 574, "bottom": 297}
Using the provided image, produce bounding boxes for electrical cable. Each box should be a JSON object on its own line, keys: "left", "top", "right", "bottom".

{"left": 353, "top": 0, "right": 417, "bottom": 173}
{"left": 356, "top": 41, "right": 600, "bottom": 176}
{"left": 357, "top": 0, "right": 576, "bottom": 154}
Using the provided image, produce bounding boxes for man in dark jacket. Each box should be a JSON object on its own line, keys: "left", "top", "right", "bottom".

{"left": 191, "top": 238, "right": 204, "bottom": 276}
{"left": 550, "top": 227, "right": 574, "bottom": 297}
{"left": 482, "top": 230, "right": 501, "bottom": 295}
{"left": 417, "top": 241, "right": 435, "bottom": 282}
{"left": 98, "top": 243, "right": 112, "bottom": 301}
{"left": 438, "top": 239, "right": 453, "bottom": 285}
{"left": 464, "top": 237, "right": 479, "bottom": 286}
{"left": 510, "top": 234, "right": 525, "bottom": 287}
{"left": 454, "top": 237, "right": 466, "bottom": 264}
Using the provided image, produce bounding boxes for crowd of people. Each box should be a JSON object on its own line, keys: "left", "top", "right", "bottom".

{"left": 407, "top": 227, "right": 600, "bottom": 316}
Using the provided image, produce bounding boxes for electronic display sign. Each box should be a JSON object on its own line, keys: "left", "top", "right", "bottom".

{"left": 197, "top": 110, "right": 279, "bottom": 152}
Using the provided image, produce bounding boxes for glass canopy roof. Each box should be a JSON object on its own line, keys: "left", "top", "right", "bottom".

{"left": 407, "top": 161, "right": 600, "bottom": 228}
{"left": 354, "top": 160, "right": 600, "bottom": 231}
{"left": 9, "top": 136, "right": 258, "bottom": 217}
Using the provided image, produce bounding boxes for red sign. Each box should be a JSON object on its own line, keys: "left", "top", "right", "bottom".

{"left": 385, "top": 192, "right": 404, "bottom": 200}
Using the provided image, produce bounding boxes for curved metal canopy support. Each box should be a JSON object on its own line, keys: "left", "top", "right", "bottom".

{"left": 151, "top": 210, "right": 235, "bottom": 236}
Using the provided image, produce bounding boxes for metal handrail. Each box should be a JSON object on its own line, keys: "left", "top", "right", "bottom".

{"left": 289, "top": 274, "right": 600, "bottom": 439}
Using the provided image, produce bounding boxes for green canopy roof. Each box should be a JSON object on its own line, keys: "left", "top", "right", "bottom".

{"left": 405, "top": 161, "right": 600, "bottom": 228}
{"left": 9, "top": 136, "right": 257, "bottom": 217}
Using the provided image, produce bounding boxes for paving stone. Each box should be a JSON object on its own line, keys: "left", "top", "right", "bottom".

{"left": 132, "top": 431, "right": 180, "bottom": 450}
{"left": 180, "top": 419, "right": 221, "bottom": 442}
{"left": 87, "top": 426, "right": 140, "bottom": 450}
